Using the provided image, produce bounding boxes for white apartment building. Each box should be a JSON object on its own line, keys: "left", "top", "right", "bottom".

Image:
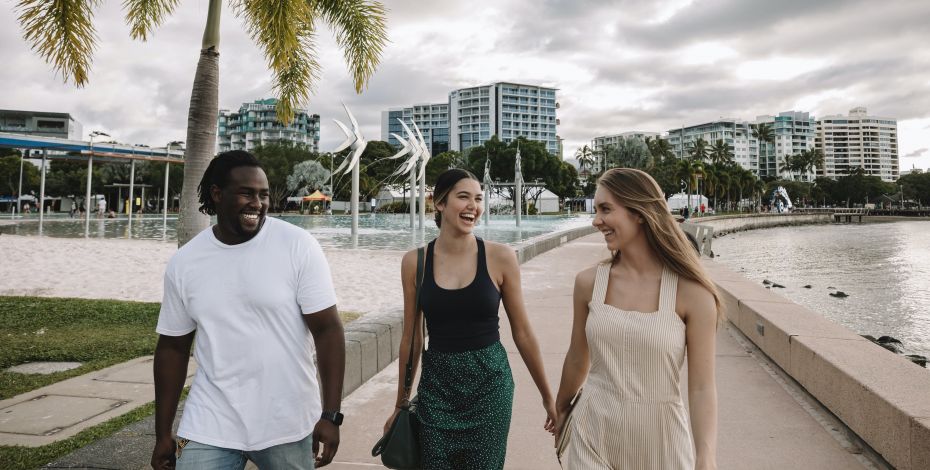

{"left": 590, "top": 131, "right": 660, "bottom": 173}
{"left": 665, "top": 119, "right": 760, "bottom": 173}
{"left": 816, "top": 107, "right": 898, "bottom": 182}
{"left": 380, "top": 103, "right": 450, "bottom": 156}
{"left": 449, "top": 82, "right": 559, "bottom": 155}
{"left": 217, "top": 98, "right": 320, "bottom": 153}
{"left": 754, "top": 111, "right": 817, "bottom": 181}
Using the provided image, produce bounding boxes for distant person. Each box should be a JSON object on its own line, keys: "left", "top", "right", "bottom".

{"left": 151, "top": 150, "right": 346, "bottom": 470}
{"left": 700, "top": 202, "right": 706, "bottom": 214}
{"left": 23, "top": 202, "right": 30, "bottom": 214}
{"left": 682, "top": 205, "right": 690, "bottom": 220}
{"left": 98, "top": 198, "right": 107, "bottom": 217}
{"left": 555, "top": 168, "right": 720, "bottom": 469}
{"left": 382, "top": 169, "right": 555, "bottom": 469}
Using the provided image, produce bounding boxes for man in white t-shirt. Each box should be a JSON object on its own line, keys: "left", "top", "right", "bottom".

{"left": 151, "top": 151, "right": 345, "bottom": 469}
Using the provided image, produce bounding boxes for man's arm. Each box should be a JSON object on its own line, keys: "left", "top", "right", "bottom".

{"left": 303, "top": 305, "right": 344, "bottom": 467}
{"left": 151, "top": 332, "right": 194, "bottom": 470}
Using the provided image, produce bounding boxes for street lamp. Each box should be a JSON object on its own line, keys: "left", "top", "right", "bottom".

{"left": 86, "top": 131, "right": 109, "bottom": 235}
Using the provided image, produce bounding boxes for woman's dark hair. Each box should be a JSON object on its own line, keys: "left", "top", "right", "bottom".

{"left": 432, "top": 168, "right": 479, "bottom": 228}
{"left": 198, "top": 150, "right": 263, "bottom": 215}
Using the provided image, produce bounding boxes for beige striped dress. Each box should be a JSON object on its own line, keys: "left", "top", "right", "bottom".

{"left": 562, "top": 261, "right": 694, "bottom": 469}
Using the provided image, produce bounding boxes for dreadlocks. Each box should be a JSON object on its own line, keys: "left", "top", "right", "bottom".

{"left": 197, "top": 150, "right": 263, "bottom": 215}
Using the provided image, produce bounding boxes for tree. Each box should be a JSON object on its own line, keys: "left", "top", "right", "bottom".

{"left": 898, "top": 170, "right": 930, "bottom": 206}
{"left": 464, "top": 136, "right": 567, "bottom": 209}
{"left": 426, "top": 151, "right": 463, "bottom": 186}
{"left": 253, "top": 142, "right": 318, "bottom": 211}
{"left": 645, "top": 136, "right": 674, "bottom": 164}
{"left": 675, "top": 158, "right": 704, "bottom": 208}
{"left": 287, "top": 160, "right": 330, "bottom": 197}
{"left": 645, "top": 156, "right": 681, "bottom": 198}
{"left": 605, "top": 137, "right": 652, "bottom": 170}
{"left": 687, "top": 137, "right": 710, "bottom": 163}
{"left": 709, "top": 139, "right": 734, "bottom": 166}
{"left": 574, "top": 145, "right": 595, "bottom": 174}
{"left": 752, "top": 123, "right": 774, "bottom": 176}
{"left": 0, "top": 156, "right": 39, "bottom": 197}
{"left": 17, "top": 0, "right": 388, "bottom": 246}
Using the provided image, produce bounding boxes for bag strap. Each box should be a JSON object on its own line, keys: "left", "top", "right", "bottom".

{"left": 402, "top": 246, "right": 426, "bottom": 402}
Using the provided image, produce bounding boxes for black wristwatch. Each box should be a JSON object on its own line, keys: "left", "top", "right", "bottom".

{"left": 321, "top": 410, "right": 344, "bottom": 426}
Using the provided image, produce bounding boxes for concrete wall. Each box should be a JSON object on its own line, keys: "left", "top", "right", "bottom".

{"left": 687, "top": 213, "right": 831, "bottom": 237}
{"left": 704, "top": 260, "right": 930, "bottom": 470}
{"left": 342, "top": 223, "right": 599, "bottom": 397}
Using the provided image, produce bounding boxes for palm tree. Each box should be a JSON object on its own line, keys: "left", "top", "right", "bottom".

{"left": 752, "top": 123, "right": 774, "bottom": 177}
{"left": 753, "top": 178, "right": 767, "bottom": 211}
{"left": 739, "top": 169, "right": 756, "bottom": 212}
{"left": 709, "top": 139, "right": 734, "bottom": 166}
{"left": 645, "top": 136, "right": 675, "bottom": 164}
{"left": 687, "top": 137, "right": 710, "bottom": 163}
{"left": 574, "top": 145, "right": 595, "bottom": 175}
{"left": 16, "top": 0, "right": 388, "bottom": 246}
{"left": 676, "top": 158, "right": 704, "bottom": 209}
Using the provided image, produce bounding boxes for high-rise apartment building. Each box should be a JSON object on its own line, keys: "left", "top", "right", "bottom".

{"left": 380, "top": 103, "right": 449, "bottom": 156}
{"left": 217, "top": 98, "right": 320, "bottom": 153}
{"left": 816, "top": 107, "right": 898, "bottom": 181}
{"left": 0, "top": 109, "right": 83, "bottom": 140}
{"left": 590, "top": 131, "right": 660, "bottom": 173}
{"left": 755, "top": 111, "right": 817, "bottom": 181}
{"left": 449, "top": 82, "right": 559, "bottom": 155}
{"left": 665, "top": 119, "right": 759, "bottom": 173}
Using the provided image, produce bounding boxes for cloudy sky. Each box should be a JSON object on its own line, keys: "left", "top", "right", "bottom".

{"left": 2, "top": 0, "right": 929, "bottom": 171}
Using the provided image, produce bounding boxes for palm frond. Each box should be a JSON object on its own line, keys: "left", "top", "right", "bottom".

{"left": 123, "top": 0, "right": 179, "bottom": 41}
{"left": 312, "top": 0, "right": 388, "bottom": 92}
{"left": 16, "top": 0, "right": 100, "bottom": 86}
{"left": 237, "top": 0, "right": 321, "bottom": 124}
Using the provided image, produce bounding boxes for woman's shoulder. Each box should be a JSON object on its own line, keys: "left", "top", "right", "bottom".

{"left": 675, "top": 275, "right": 716, "bottom": 318}
{"left": 574, "top": 264, "right": 599, "bottom": 291}
{"left": 482, "top": 239, "right": 518, "bottom": 263}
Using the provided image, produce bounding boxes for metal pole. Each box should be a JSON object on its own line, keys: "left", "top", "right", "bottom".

{"left": 17, "top": 151, "right": 24, "bottom": 215}
{"left": 128, "top": 160, "right": 135, "bottom": 233}
{"left": 39, "top": 149, "right": 47, "bottom": 230}
{"left": 85, "top": 150, "right": 93, "bottom": 236}
{"left": 409, "top": 170, "right": 416, "bottom": 228}
{"left": 163, "top": 162, "right": 170, "bottom": 225}
{"left": 418, "top": 162, "right": 426, "bottom": 230}
{"left": 515, "top": 147, "right": 522, "bottom": 227}
{"left": 350, "top": 162, "right": 358, "bottom": 237}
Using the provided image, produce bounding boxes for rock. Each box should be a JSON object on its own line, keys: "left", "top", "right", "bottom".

{"left": 827, "top": 286, "right": 836, "bottom": 289}
{"left": 803, "top": 285, "right": 812, "bottom": 289}
{"left": 772, "top": 283, "right": 785, "bottom": 288}
{"left": 762, "top": 279, "right": 772, "bottom": 285}
{"left": 877, "top": 336, "right": 902, "bottom": 345}
{"left": 905, "top": 355, "right": 928, "bottom": 368}
{"left": 829, "top": 291, "right": 849, "bottom": 298}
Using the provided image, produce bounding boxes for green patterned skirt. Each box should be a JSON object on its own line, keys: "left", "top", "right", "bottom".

{"left": 418, "top": 341, "right": 515, "bottom": 469}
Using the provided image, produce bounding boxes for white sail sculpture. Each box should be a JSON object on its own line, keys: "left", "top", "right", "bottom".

{"left": 332, "top": 103, "right": 368, "bottom": 238}
{"left": 389, "top": 119, "right": 431, "bottom": 229}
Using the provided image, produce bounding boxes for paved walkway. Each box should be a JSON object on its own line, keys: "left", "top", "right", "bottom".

{"left": 330, "top": 234, "right": 872, "bottom": 469}
{"left": 10, "top": 233, "right": 877, "bottom": 468}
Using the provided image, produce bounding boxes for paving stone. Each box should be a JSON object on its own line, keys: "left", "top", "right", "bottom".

{"left": 0, "top": 395, "right": 124, "bottom": 436}
{"left": 6, "top": 362, "right": 83, "bottom": 374}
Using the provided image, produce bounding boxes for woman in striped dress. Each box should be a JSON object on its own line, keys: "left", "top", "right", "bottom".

{"left": 555, "top": 168, "right": 721, "bottom": 470}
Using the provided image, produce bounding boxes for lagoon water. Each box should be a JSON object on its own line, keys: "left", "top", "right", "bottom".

{"left": 712, "top": 220, "right": 930, "bottom": 358}
{"left": 0, "top": 213, "right": 593, "bottom": 250}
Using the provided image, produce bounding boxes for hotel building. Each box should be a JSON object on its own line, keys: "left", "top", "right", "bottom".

{"left": 217, "top": 98, "right": 320, "bottom": 153}
{"left": 380, "top": 103, "right": 450, "bottom": 156}
{"left": 816, "top": 107, "right": 898, "bottom": 181}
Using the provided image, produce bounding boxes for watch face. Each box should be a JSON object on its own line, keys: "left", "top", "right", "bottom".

{"left": 323, "top": 411, "right": 344, "bottom": 425}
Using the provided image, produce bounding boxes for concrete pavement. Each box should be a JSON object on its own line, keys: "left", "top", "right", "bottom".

{"left": 328, "top": 233, "right": 875, "bottom": 469}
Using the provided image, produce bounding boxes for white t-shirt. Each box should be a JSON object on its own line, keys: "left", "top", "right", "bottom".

{"left": 156, "top": 217, "right": 337, "bottom": 451}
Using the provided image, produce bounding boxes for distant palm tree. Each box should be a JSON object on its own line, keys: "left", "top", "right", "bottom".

{"left": 16, "top": 0, "right": 388, "bottom": 245}
{"left": 646, "top": 136, "right": 675, "bottom": 163}
{"left": 676, "top": 158, "right": 704, "bottom": 209}
{"left": 688, "top": 137, "right": 710, "bottom": 162}
{"left": 739, "top": 169, "right": 756, "bottom": 212}
{"left": 709, "top": 139, "right": 734, "bottom": 166}
{"left": 574, "top": 145, "right": 595, "bottom": 174}
{"left": 752, "top": 123, "right": 774, "bottom": 177}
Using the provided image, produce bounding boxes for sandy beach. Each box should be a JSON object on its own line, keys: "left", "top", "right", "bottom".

{"left": 0, "top": 235, "right": 404, "bottom": 315}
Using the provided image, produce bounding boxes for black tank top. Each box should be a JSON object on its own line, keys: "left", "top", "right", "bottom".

{"left": 420, "top": 237, "right": 502, "bottom": 353}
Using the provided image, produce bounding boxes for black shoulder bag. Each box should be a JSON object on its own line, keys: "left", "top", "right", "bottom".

{"left": 371, "top": 247, "right": 426, "bottom": 470}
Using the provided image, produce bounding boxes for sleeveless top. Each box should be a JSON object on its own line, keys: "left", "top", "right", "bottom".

{"left": 563, "top": 261, "right": 695, "bottom": 468}
{"left": 420, "top": 237, "right": 502, "bottom": 353}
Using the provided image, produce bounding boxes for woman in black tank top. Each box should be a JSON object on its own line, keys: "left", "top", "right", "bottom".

{"left": 383, "top": 169, "right": 556, "bottom": 469}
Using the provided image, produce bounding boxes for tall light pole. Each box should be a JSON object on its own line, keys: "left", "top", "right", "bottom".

{"left": 515, "top": 144, "right": 523, "bottom": 227}
{"left": 86, "top": 131, "right": 110, "bottom": 236}
{"left": 16, "top": 150, "right": 24, "bottom": 215}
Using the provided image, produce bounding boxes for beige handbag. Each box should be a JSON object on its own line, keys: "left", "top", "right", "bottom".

{"left": 556, "top": 388, "right": 582, "bottom": 465}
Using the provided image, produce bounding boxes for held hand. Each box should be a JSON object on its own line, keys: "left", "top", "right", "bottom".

{"left": 383, "top": 408, "right": 400, "bottom": 435}
{"left": 150, "top": 437, "right": 176, "bottom": 469}
{"left": 312, "top": 420, "right": 340, "bottom": 467}
{"left": 552, "top": 410, "right": 566, "bottom": 446}
{"left": 543, "top": 399, "right": 557, "bottom": 435}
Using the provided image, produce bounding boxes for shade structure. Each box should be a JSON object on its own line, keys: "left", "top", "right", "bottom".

{"left": 302, "top": 190, "right": 331, "bottom": 202}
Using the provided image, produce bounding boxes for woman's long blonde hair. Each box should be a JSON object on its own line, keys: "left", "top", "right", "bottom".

{"left": 598, "top": 168, "right": 723, "bottom": 323}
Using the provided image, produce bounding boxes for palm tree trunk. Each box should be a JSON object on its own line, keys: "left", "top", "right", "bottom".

{"left": 177, "top": 0, "right": 221, "bottom": 247}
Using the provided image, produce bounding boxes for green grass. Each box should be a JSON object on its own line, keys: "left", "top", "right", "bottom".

{"left": 0, "top": 296, "right": 163, "bottom": 400}
{"left": 0, "top": 296, "right": 360, "bottom": 469}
